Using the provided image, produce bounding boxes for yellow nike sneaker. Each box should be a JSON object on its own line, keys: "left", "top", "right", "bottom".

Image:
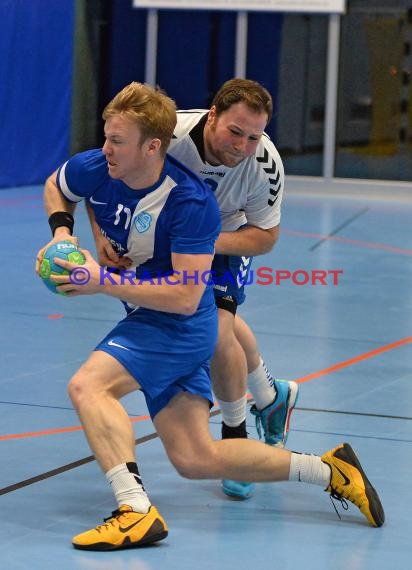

{"left": 321, "top": 443, "right": 385, "bottom": 527}
{"left": 72, "top": 505, "right": 168, "bottom": 551}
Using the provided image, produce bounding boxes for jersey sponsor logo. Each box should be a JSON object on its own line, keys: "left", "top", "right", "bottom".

{"left": 134, "top": 211, "right": 152, "bottom": 233}
{"left": 100, "top": 229, "right": 127, "bottom": 253}
{"left": 89, "top": 196, "right": 107, "bottom": 205}
{"left": 199, "top": 170, "right": 225, "bottom": 177}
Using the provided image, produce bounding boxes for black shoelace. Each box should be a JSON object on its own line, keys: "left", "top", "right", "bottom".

{"left": 329, "top": 491, "right": 349, "bottom": 520}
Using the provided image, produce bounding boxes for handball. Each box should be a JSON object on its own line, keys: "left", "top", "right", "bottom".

{"left": 39, "top": 240, "right": 86, "bottom": 295}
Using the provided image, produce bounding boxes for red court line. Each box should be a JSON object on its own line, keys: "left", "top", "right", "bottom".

{"left": 283, "top": 228, "right": 412, "bottom": 256}
{"left": 295, "top": 336, "right": 412, "bottom": 384}
{"left": 2, "top": 337, "right": 411, "bottom": 441}
{"left": 0, "top": 414, "right": 150, "bottom": 441}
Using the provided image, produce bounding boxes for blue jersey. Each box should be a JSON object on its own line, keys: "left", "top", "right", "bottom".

{"left": 57, "top": 149, "right": 221, "bottom": 311}
{"left": 55, "top": 149, "right": 221, "bottom": 417}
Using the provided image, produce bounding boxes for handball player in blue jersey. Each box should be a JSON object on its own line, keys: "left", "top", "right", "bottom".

{"left": 89, "top": 79, "right": 299, "bottom": 500}
{"left": 35, "top": 82, "right": 384, "bottom": 551}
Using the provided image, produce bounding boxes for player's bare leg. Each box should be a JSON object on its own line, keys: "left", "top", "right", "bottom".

{"left": 68, "top": 352, "right": 168, "bottom": 551}
{"left": 154, "top": 391, "right": 385, "bottom": 528}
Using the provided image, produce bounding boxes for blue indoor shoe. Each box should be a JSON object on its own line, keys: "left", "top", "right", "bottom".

{"left": 222, "top": 479, "right": 254, "bottom": 500}
{"left": 250, "top": 380, "right": 299, "bottom": 447}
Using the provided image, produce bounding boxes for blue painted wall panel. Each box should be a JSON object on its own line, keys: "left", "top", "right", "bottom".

{"left": 0, "top": 0, "right": 74, "bottom": 188}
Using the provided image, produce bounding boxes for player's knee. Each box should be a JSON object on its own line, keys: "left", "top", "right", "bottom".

{"left": 67, "top": 376, "right": 79, "bottom": 406}
{"left": 174, "top": 462, "right": 199, "bottom": 479}
{"left": 67, "top": 373, "right": 89, "bottom": 407}
{"left": 173, "top": 460, "right": 207, "bottom": 480}
{"left": 168, "top": 448, "right": 214, "bottom": 479}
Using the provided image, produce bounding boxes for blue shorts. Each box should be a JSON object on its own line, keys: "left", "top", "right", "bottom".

{"left": 95, "top": 304, "right": 218, "bottom": 418}
{"left": 211, "top": 253, "right": 253, "bottom": 306}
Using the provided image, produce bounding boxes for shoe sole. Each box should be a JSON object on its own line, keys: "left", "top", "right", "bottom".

{"left": 326, "top": 443, "right": 385, "bottom": 527}
{"left": 73, "top": 522, "right": 168, "bottom": 551}
{"left": 339, "top": 443, "right": 385, "bottom": 527}
{"left": 274, "top": 380, "right": 299, "bottom": 448}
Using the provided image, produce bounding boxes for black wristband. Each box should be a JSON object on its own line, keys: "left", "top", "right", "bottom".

{"left": 48, "top": 211, "right": 74, "bottom": 236}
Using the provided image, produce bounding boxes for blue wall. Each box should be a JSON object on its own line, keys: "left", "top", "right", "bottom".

{"left": 0, "top": 1, "right": 283, "bottom": 188}
{"left": 0, "top": 0, "right": 74, "bottom": 189}
{"left": 109, "top": 0, "right": 147, "bottom": 95}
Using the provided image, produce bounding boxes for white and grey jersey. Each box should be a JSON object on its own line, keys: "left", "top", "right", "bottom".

{"left": 168, "top": 110, "right": 284, "bottom": 232}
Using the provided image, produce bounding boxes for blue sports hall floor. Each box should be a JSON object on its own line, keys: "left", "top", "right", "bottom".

{"left": 1, "top": 183, "right": 411, "bottom": 569}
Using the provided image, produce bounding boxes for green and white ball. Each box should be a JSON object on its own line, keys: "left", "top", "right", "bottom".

{"left": 39, "top": 240, "right": 86, "bottom": 295}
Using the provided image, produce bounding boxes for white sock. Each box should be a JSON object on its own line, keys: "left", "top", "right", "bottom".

{"left": 106, "top": 463, "right": 151, "bottom": 513}
{"left": 217, "top": 395, "right": 247, "bottom": 427}
{"left": 248, "top": 358, "right": 276, "bottom": 410}
{"left": 288, "top": 452, "right": 331, "bottom": 487}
